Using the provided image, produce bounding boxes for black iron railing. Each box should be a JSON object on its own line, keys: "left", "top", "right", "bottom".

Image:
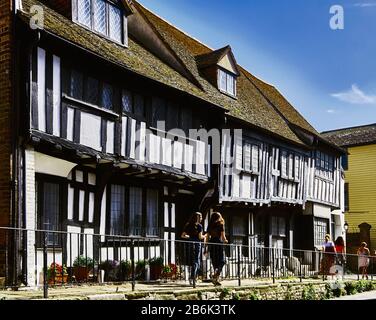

{"left": 0, "top": 227, "right": 374, "bottom": 296}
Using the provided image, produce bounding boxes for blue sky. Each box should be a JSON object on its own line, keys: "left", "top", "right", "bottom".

{"left": 139, "top": 0, "right": 376, "bottom": 132}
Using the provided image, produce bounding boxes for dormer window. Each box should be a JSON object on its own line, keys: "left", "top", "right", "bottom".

{"left": 196, "top": 45, "right": 240, "bottom": 98}
{"left": 219, "top": 69, "right": 236, "bottom": 97}
{"left": 73, "top": 0, "right": 126, "bottom": 45}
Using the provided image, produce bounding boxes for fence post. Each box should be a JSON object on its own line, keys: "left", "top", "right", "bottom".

{"left": 237, "top": 244, "right": 241, "bottom": 287}
{"left": 299, "top": 251, "right": 302, "bottom": 283}
{"left": 272, "top": 247, "right": 275, "bottom": 284}
{"left": 131, "top": 239, "right": 135, "bottom": 291}
{"left": 43, "top": 231, "right": 48, "bottom": 299}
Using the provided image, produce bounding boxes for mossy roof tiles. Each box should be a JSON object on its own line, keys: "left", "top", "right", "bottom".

{"left": 20, "top": 0, "right": 331, "bottom": 148}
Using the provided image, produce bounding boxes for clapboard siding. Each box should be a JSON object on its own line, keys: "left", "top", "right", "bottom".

{"left": 220, "top": 132, "right": 342, "bottom": 208}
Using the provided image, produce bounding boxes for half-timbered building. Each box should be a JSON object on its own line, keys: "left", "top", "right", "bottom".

{"left": 0, "top": 0, "right": 345, "bottom": 285}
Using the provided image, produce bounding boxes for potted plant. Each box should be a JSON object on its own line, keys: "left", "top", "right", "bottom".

{"left": 135, "top": 260, "right": 147, "bottom": 280}
{"left": 120, "top": 260, "right": 132, "bottom": 281}
{"left": 149, "top": 257, "right": 164, "bottom": 280}
{"left": 161, "top": 263, "right": 178, "bottom": 281}
{"left": 47, "top": 262, "right": 68, "bottom": 285}
{"left": 73, "top": 256, "right": 95, "bottom": 282}
{"left": 99, "top": 260, "right": 120, "bottom": 282}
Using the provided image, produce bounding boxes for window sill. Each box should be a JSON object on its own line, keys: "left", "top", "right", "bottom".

{"left": 74, "top": 20, "right": 127, "bottom": 48}
{"left": 241, "top": 169, "right": 260, "bottom": 176}
{"left": 315, "top": 175, "right": 334, "bottom": 183}
{"left": 218, "top": 89, "right": 238, "bottom": 100}
{"left": 63, "top": 95, "right": 119, "bottom": 119}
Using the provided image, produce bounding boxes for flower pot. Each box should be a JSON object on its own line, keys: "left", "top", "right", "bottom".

{"left": 73, "top": 266, "right": 91, "bottom": 282}
{"left": 150, "top": 265, "right": 163, "bottom": 280}
{"left": 48, "top": 274, "right": 68, "bottom": 285}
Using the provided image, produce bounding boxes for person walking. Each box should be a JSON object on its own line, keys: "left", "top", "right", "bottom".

{"left": 334, "top": 236, "right": 346, "bottom": 278}
{"left": 181, "top": 212, "right": 204, "bottom": 286}
{"left": 204, "top": 212, "right": 228, "bottom": 286}
{"left": 320, "top": 234, "right": 336, "bottom": 280}
{"left": 357, "top": 242, "right": 370, "bottom": 280}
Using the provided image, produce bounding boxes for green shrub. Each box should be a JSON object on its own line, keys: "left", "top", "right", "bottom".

{"left": 219, "top": 288, "right": 231, "bottom": 300}
{"left": 344, "top": 282, "right": 357, "bottom": 295}
{"left": 73, "top": 255, "right": 95, "bottom": 268}
{"left": 284, "top": 284, "right": 294, "bottom": 300}
{"left": 302, "top": 284, "right": 316, "bottom": 300}
{"left": 248, "top": 290, "right": 261, "bottom": 300}
{"left": 148, "top": 257, "right": 164, "bottom": 266}
{"left": 232, "top": 293, "right": 240, "bottom": 300}
{"left": 324, "top": 283, "right": 333, "bottom": 300}
{"left": 356, "top": 280, "right": 367, "bottom": 293}
{"left": 366, "top": 281, "right": 376, "bottom": 291}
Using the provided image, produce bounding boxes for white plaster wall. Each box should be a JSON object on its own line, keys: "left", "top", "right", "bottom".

{"left": 25, "top": 148, "right": 37, "bottom": 286}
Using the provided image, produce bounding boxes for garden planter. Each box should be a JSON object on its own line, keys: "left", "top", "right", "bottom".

{"left": 73, "top": 266, "right": 91, "bottom": 282}
{"left": 150, "top": 265, "right": 163, "bottom": 280}
{"left": 48, "top": 274, "right": 68, "bottom": 285}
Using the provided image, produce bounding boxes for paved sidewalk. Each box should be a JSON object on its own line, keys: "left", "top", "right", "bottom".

{"left": 0, "top": 276, "right": 365, "bottom": 300}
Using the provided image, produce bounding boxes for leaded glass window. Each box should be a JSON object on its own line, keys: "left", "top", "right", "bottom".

{"left": 122, "top": 90, "right": 132, "bottom": 113}
{"left": 110, "top": 185, "right": 125, "bottom": 236}
{"left": 93, "top": 0, "right": 107, "bottom": 35}
{"left": 146, "top": 189, "right": 158, "bottom": 236}
{"left": 70, "top": 70, "right": 83, "bottom": 100}
{"left": 77, "top": 0, "right": 91, "bottom": 27}
{"left": 85, "top": 77, "right": 99, "bottom": 105}
{"left": 102, "top": 83, "right": 113, "bottom": 110}
{"left": 74, "top": 0, "right": 124, "bottom": 44}
{"left": 129, "top": 187, "right": 142, "bottom": 236}
{"left": 109, "top": 4, "right": 122, "bottom": 42}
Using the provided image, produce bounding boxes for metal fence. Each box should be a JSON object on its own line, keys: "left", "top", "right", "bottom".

{"left": 0, "top": 227, "right": 374, "bottom": 297}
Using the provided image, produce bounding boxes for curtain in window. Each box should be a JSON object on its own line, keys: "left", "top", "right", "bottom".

{"left": 110, "top": 185, "right": 125, "bottom": 235}
{"left": 77, "top": 0, "right": 91, "bottom": 27}
{"left": 93, "top": 0, "right": 107, "bottom": 35}
{"left": 146, "top": 189, "right": 158, "bottom": 236}
{"left": 109, "top": 4, "right": 122, "bottom": 42}
{"left": 129, "top": 187, "right": 142, "bottom": 236}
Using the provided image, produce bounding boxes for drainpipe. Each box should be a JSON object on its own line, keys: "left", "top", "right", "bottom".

{"left": 8, "top": 0, "right": 19, "bottom": 288}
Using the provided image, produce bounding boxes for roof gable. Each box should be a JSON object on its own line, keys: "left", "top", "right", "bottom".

{"left": 196, "top": 45, "right": 240, "bottom": 76}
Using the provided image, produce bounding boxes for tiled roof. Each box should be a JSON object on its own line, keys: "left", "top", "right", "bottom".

{"left": 19, "top": 0, "right": 331, "bottom": 148}
{"left": 321, "top": 124, "right": 376, "bottom": 147}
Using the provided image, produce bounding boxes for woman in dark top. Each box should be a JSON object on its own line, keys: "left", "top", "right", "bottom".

{"left": 205, "top": 212, "right": 228, "bottom": 286}
{"left": 181, "top": 212, "right": 204, "bottom": 286}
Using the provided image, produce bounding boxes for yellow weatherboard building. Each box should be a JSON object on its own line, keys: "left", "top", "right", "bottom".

{"left": 322, "top": 124, "right": 376, "bottom": 252}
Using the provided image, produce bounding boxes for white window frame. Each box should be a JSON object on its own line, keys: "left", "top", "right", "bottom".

{"left": 73, "top": 0, "right": 126, "bottom": 46}
{"left": 218, "top": 68, "right": 237, "bottom": 97}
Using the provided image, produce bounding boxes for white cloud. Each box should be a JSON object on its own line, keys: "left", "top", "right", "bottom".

{"left": 353, "top": 3, "right": 376, "bottom": 7}
{"left": 326, "top": 109, "right": 336, "bottom": 113}
{"left": 331, "top": 84, "right": 376, "bottom": 105}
